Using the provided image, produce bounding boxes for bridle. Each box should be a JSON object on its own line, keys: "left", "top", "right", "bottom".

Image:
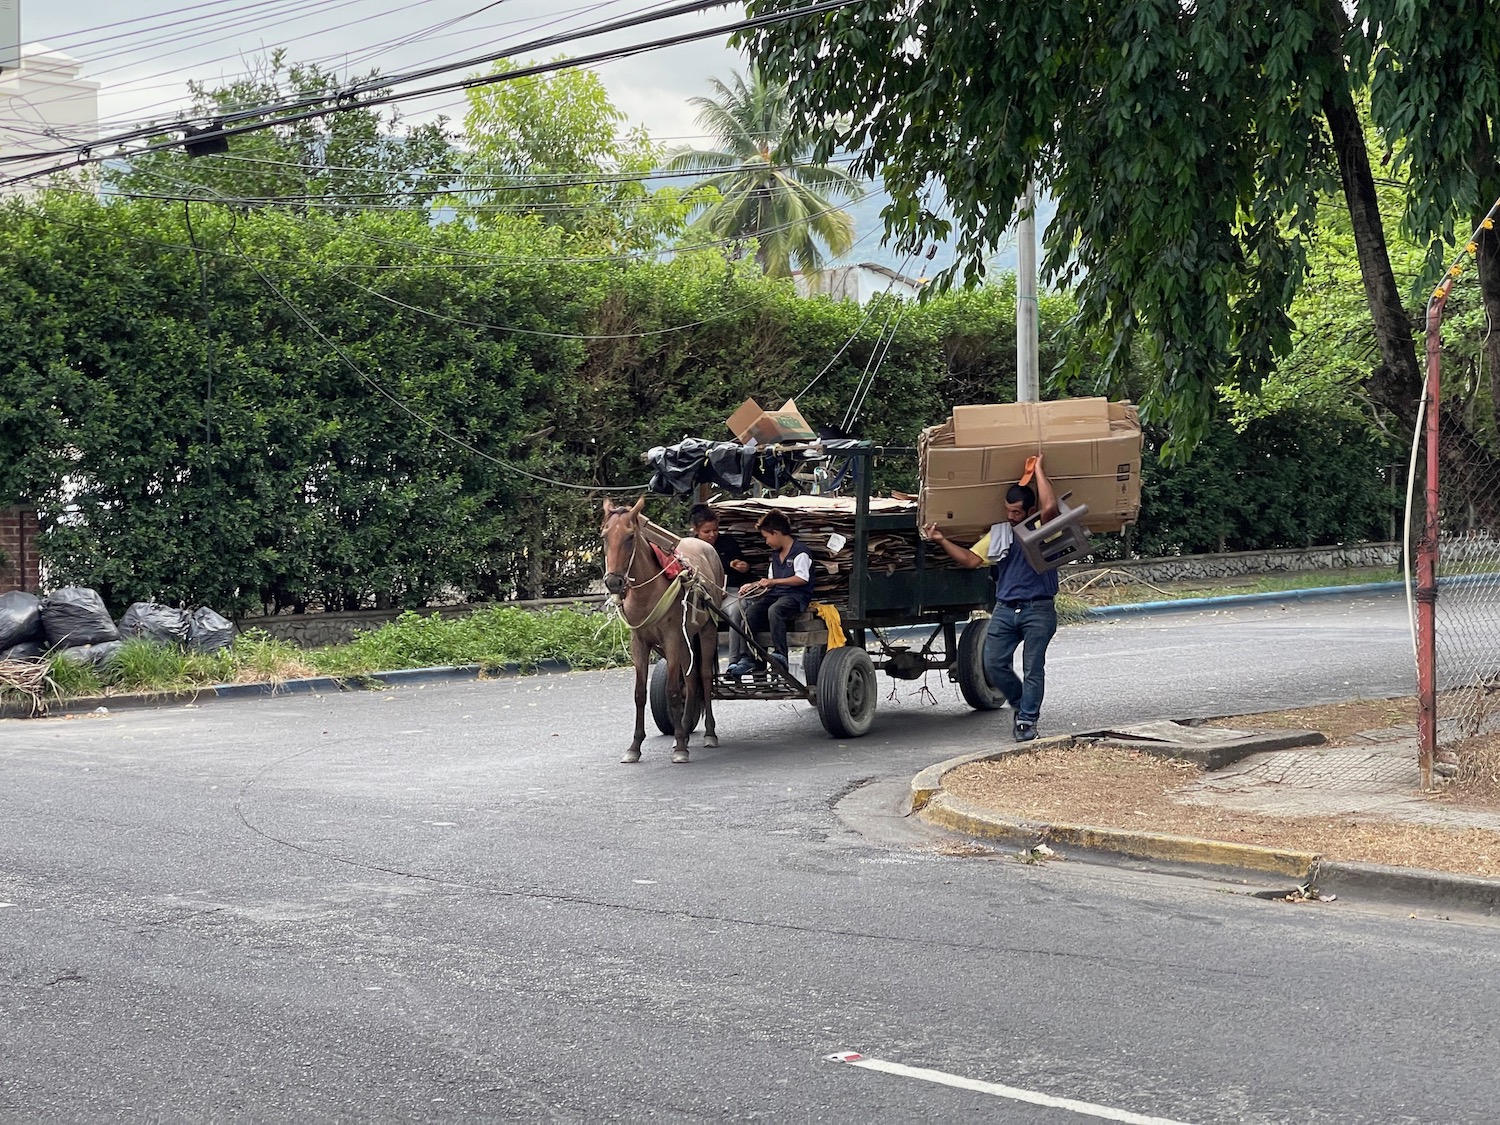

{"left": 602, "top": 513, "right": 667, "bottom": 594}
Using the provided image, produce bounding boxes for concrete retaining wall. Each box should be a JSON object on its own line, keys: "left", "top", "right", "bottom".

{"left": 1078, "top": 542, "right": 1404, "bottom": 586}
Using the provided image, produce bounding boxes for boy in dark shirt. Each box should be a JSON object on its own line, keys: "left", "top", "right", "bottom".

{"left": 731, "top": 511, "right": 815, "bottom": 676}
{"left": 690, "top": 504, "right": 753, "bottom": 671}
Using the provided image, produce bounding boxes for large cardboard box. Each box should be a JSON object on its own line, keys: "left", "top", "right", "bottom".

{"left": 726, "top": 397, "right": 816, "bottom": 444}
{"left": 951, "top": 397, "right": 1112, "bottom": 448}
{"left": 918, "top": 398, "right": 1143, "bottom": 538}
{"left": 919, "top": 483, "right": 1008, "bottom": 536}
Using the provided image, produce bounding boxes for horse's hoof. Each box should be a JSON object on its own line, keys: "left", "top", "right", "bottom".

{"left": 703, "top": 734, "right": 719, "bottom": 748}
{"left": 621, "top": 749, "right": 642, "bottom": 764}
{"left": 671, "top": 750, "right": 690, "bottom": 764}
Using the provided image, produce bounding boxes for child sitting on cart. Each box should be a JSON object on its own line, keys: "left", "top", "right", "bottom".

{"left": 729, "top": 511, "right": 815, "bottom": 678}
{"left": 690, "top": 503, "right": 753, "bottom": 672}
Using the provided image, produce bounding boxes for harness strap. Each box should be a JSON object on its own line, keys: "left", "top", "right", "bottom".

{"left": 626, "top": 576, "right": 683, "bottom": 632}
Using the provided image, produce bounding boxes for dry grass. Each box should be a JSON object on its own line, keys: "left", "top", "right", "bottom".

{"left": 0, "top": 658, "right": 55, "bottom": 715}
{"left": 944, "top": 745, "right": 1500, "bottom": 879}
{"left": 1440, "top": 733, "right": 1500, "bottom": 808}
{"left": 1205, "top": 696, "right": 1414, "bottom": 744}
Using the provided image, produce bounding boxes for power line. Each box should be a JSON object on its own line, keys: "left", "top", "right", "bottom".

{"left": 0, "top": 0, "right": 869, "bottom": 188}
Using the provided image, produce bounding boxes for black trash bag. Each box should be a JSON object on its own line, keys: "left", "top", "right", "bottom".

{"left": 0, "top": 591, "right": 43, "bottom": 649}
{"left": 41, "top": 587, "right": 120, "bottom": 647}
{"left": 56, "top": 640, "right": 125, "bottom": 668}
{"left": 88, "top": 640, "right": 125, "bottom": 667}
{"left": 118, "top": 602, "right": 191, "bottom": 647}
{"left": 187, "top": 607, "right": 235, "bottom": 653}
{"left": 0, "top": 639, "right": 48, "bottom": 662}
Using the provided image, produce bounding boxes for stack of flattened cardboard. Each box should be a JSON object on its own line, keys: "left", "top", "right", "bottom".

{"left": 918, "top": 397, "right": 1143, "bottom": 543}
{"left": 709, "top": 495, "right": 964, "bottom": 607}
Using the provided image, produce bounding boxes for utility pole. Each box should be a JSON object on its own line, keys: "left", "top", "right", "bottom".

{"left": 1015, "top": 180, "right": 1039, "bottom": 402}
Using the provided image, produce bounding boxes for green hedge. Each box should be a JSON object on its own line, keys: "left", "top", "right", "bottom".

{"left": 0, "top": 193, "right": 1395, "bottom": 612}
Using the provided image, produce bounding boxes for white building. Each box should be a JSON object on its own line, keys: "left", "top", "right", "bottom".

{"left": 793, "top": 261, "right": 927, "bottom": 304}
{"left": 0, "top": 4, "right": 99, "bottom": 196}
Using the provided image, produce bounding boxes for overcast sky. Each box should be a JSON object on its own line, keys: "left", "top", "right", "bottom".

{"left": 21, "top": 0, "right": 745, "bottom": 143}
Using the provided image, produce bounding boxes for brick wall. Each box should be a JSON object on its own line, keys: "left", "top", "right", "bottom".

{"left": 0, "top": 507, "right": 39, "bottom": 593}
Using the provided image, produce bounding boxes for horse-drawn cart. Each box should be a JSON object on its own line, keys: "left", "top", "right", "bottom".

{"left": 645, "top": 444, "right": 1001, "bottom": 740}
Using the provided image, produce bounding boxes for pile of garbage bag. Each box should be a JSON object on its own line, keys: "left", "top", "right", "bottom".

{"left": 0, "top": 587, "right": 236, "bottom": 666}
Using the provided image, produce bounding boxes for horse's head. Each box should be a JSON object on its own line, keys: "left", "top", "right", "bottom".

{"left": 600, "top": 496, "right": 647, "bottom": 597}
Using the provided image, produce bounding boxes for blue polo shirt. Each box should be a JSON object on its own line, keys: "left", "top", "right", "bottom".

{"left": 973, "top": 527, "right": 1058, "bottom": 604}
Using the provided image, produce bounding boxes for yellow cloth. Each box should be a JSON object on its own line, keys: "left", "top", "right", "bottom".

{"left": 810, "top": 601, "right": 846, "bottom": 649}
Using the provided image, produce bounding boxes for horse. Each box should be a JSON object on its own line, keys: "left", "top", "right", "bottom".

{"left": 601, "top": 497, "right": 725, "bottom": 764}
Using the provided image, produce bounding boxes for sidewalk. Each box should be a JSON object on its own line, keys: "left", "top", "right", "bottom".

{"left": 1183, "top": 726, "right": 1500, "bottom": 832}
{"left": 913, "top": 717, "right": 1500, "bottom": 914}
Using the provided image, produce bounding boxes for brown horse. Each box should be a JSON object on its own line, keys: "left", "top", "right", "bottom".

{"left": 601, "top": 497, "right": 725, "bottom": 764}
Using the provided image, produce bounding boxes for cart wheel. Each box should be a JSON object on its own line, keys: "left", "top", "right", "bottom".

{"left": 816, "top": 646, "right": 878, "bottom": 738}
{"left": 649, "top": 658, "right": 702, "bottom": 736}
{"left": 956, "top": 618, "right": 1005, "bottom": 711}
{"left": 801, "top": 644, "right": 825, "bottom": 689}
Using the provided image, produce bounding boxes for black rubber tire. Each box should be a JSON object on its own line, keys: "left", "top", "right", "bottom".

{"left": 801, "top": 644, "right": 826, "bottom": 688}
{"left": 956, "top": 618, "right": 1006, "bottom": 711}
{"left": 815, "top": 645, "right": 878, "bottom": 738}
{"left": 649, "top": 658, "right": 702, "bottom": 736}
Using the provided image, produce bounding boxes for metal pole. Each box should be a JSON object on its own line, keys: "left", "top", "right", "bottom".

{"left": 1016, "top": 181, "right": 1039, "bottom": 402}
{"left": 1417, "top": 294, "right": 1446, "bottom": 790}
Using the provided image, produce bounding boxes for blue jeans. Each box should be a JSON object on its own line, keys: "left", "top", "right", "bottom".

{"left": 983, "top": 599, "right": 1058, "bottom": 724}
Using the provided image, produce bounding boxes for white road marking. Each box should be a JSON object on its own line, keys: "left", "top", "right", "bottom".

{"left": 826, "top": 1053, "right": 1194, "bottom": 1125}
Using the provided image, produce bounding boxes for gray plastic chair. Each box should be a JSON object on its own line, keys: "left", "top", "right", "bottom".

{"left": 1014, "top": 493, "right": 1092, "bottom": 573}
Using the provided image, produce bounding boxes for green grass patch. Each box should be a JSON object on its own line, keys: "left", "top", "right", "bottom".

{"left": 13, "top": 607, "right": 632, "bottom": 705}
{"left": 308, "top": 607, "right": 629, "bottom": 676}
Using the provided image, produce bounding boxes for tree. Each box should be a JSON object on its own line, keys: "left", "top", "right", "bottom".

{"left": 455, "top": 62, "right": 690, "bottom": 252}
{"left": 1358, "top": 1, "right": 1500, "bottom": 435}
{"left": 740, "top": 0, "right": 1500, "bottom": 488}
{"left": 106, "top": 51, "right": 457, "bottom": 210}
{"left": 666, "top": 67, "right": 862, "bottom": 277}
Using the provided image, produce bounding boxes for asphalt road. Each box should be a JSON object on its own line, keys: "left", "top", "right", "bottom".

{"left": 4, "top": 591, "right": 1498, "bottom": 1123}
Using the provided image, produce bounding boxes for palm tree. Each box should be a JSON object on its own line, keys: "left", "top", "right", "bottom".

{"left": 667, "top": 67, "right": 862, "bottom": 278}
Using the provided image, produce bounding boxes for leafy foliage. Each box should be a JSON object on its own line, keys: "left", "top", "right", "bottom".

{"left": 454, "top": 61, "right": 691, "bottom": 252}
{"left": 742, "top": 1, "right": 1354, "bottom": 452}
{"left": 106, "top": 51, "right": 457, "bottom": 209}
{"left": 0, "top": 185, "right": 1394, "bottom": 615}
{"left": 666, "top": 67, "right": 863, "bottom": 276}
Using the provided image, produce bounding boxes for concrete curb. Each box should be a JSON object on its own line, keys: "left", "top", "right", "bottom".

{"left": 1310, "top": 860, "right": 1500, "bottom": 915}
{"left": 0, "top": 659, "right": 578, "bottom": 720}
{"left": 914, "top": 745, "right": 1500, "bottom": 913}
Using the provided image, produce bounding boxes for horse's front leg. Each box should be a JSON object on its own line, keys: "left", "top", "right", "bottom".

{"left": 668, "top": 646, "right": 692, "bottom": 764}
{"left": 698, "top": 625, "right": 719, "bottom": 749}
{"left": 623, "top": 636, "right": 649, "bottom": 764}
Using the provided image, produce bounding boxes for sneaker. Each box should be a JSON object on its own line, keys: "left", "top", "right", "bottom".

{"left": 769, "top": 652, "right": 790, "bottom": 674}
{"left": 1014, "top": 720, "right": 1038, "bottom": 743}
{"left": 726, "top": 658, "right": 756, "bottom": 679}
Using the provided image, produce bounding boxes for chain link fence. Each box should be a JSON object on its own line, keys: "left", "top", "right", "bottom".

{"left": 1435, "top": 462, "right": 1500, "bottom": 746}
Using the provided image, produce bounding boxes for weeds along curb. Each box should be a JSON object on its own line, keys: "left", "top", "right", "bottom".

{"left": 0, "top": 658, "right": 578, "bottom": 719}
{"left": 912, "top": 743, "right": 1500, "bottom": 912}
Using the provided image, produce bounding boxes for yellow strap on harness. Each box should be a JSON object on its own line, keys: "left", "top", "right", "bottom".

{"left": 810, "top": 601, "right": 846, "bottom": 649}
{"left": 627, "top": 576, "right": 683, "bottom": 632}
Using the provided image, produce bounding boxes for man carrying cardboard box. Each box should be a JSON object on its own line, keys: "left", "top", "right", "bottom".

{"left": 922, "top": 455, "right": 1060, "bottom": 742}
